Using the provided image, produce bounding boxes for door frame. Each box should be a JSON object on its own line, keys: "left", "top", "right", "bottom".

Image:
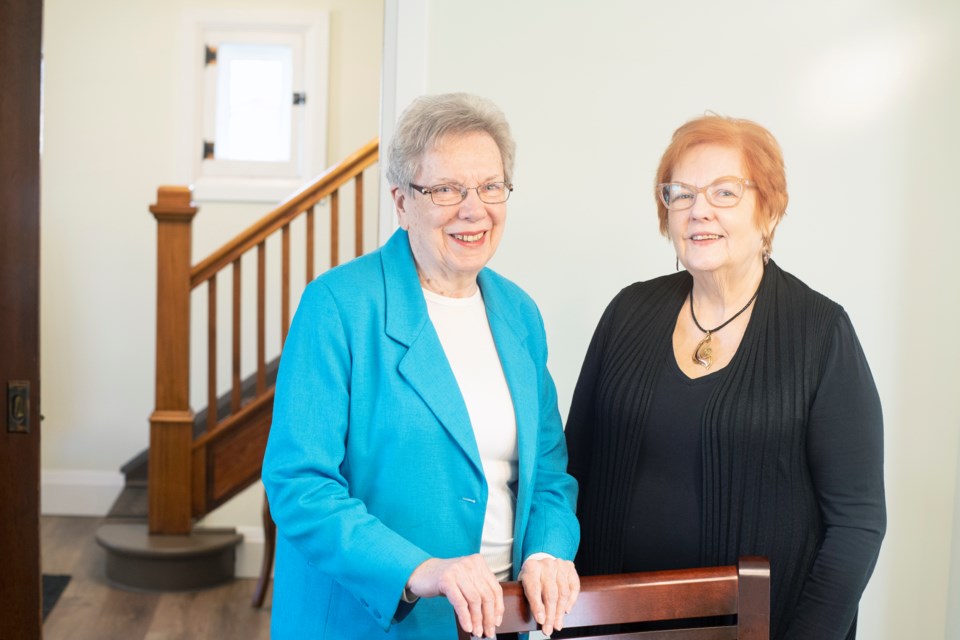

{"left": 0, "top": 0, "right": 44, "bottom": 637}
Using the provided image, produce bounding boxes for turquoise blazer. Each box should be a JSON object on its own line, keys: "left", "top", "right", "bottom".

{"left": 262, "top": 229, "right": 579, "bottom": 639}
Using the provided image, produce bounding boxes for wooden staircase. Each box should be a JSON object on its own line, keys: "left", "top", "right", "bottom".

{"left": 98, "top": 139, "right": 379, "bottom": 593}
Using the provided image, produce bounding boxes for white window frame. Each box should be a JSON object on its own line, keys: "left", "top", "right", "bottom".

{"left": 178, "top": 10, "right": 329, "bottom": 203}
{"left": 205, "top": 38, "right": 299, "bottom": 174}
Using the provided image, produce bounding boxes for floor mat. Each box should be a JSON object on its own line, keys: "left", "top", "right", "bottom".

{"left": 42, "top": 574, "right": 70, "bottom": 621}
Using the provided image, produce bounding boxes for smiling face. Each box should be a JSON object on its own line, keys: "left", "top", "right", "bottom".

{"left": 668, "top": 144, "right": 766, "bottom": 281}
{"left": 391, "top": 131, "right": 507, "bottom": 297}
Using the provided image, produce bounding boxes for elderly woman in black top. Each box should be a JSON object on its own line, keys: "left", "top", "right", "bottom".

{"left": 565, "top": 115, "right": 885, "bottom": 639}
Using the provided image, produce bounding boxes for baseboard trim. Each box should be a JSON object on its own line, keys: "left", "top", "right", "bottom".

{"left": 235, "top": 525, "right": 271, "bottom": 579}
{"left": 41, "top": 469, "right": 125, "bottom": 517}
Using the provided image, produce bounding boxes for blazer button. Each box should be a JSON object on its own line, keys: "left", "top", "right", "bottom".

{"left": 360, "top": 598, "right": 369, "bottom": 607}
{"left": 374, "top": 610, "right": 382, "bottom": 619}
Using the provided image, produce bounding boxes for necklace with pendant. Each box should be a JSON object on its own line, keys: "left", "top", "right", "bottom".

{"left": 689, "top": 285, "right": 761, "bottom": 369}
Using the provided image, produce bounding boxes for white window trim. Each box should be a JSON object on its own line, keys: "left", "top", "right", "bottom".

{"left": 178, "top": 9, "right": 329, "bottom": 203}
{"left": 379, "top": 0, "right": 428, "bottom": 244}
{"left": 204, "top": 37, "right": 299, "bottom": 175}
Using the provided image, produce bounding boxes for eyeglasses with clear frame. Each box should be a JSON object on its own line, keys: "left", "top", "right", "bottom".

{"left": 409, "top": 181, "right": 514, "bottom": 206}
{"left": 656, "top": 176, "right": 756, "bottom": 211}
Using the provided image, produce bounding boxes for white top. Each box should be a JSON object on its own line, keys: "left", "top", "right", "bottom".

{"left": 423, "top": 287, "right": 518, "bottom": 580}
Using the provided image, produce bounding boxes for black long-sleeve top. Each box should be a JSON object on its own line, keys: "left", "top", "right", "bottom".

{"left": 565, "top": 261, "right": 886, "bottom": 640}
{"left": 622, "top": 353, "right": 720, "bottom": 574}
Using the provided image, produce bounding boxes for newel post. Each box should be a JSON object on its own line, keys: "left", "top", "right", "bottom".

{"left": 148, "top": 186, "right": 198, "bottom": 534}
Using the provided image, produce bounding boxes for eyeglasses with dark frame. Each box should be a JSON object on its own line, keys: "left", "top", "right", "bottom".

{"left": 657, "top": 176, "right": 756, "bottom": 211}
{"left": 409, "top": 181, "right": 514, "bottom": 206}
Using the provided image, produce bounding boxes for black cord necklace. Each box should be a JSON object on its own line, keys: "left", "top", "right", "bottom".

{"left": 689, "top": 285, "right": 761, "bottom": 369}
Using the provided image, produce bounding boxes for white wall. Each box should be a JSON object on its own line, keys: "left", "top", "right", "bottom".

{"left": 383, "top": 1, "right": 960, "bottom": 637}
{"left": 40, "top": 0, "right": 383, "bottom": 529}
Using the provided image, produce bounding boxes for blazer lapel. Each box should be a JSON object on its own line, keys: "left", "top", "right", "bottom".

{"left": 478, "top": 271, "right": 538, "bottom": 494}
{"left": 381, "top": 230, "right": 483, "bottom": 473}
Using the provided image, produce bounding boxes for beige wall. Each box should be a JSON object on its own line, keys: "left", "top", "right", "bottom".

{"left": 40, "top": 0, "right": 383, "bottom": 524}
{"left": 382, "top": 0, "right": 960, "bottom": 637}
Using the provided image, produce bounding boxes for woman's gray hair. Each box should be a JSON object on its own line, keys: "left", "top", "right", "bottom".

{"left": 386, "top": 93, "right": 516, "bottom": 193}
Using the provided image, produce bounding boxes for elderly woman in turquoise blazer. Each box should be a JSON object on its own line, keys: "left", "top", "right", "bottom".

{"left": 262, "top": 93, "right": 580, "bottom": 639}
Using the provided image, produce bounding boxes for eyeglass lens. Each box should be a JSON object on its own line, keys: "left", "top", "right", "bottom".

{"left": 428, "top": 183, "right": 510, "bottom": 205}
{"left": 660, "top": 178, "right": 745, "bottom": 210}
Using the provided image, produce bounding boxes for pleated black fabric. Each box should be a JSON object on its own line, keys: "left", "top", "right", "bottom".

{"left": 565, "top": 260, "right": 884, "bottom": 640}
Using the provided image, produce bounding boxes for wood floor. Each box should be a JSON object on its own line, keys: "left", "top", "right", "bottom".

{"left": 41, "top": 516, "right": 272, "bottom": 640}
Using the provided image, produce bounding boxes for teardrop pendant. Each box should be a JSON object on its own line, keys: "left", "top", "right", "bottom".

{"left": 693, "top": 331, "right": 713, "bottom": 369}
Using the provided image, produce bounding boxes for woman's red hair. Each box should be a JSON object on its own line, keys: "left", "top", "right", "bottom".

{"left": 654, "top": 115, "right": 788, "bottom": 251}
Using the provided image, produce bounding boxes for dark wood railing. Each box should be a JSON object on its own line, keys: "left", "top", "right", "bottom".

{"left": 148, "top": 139, "right": 379, "bottom": 534}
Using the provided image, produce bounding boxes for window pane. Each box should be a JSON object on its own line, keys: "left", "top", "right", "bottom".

{"left": 215, "top": 43, "right": 293, "bottom": 162}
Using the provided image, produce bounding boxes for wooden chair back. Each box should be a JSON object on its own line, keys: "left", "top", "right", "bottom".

{"left": 455, "top": 556, "right": 769, "bottom": 640}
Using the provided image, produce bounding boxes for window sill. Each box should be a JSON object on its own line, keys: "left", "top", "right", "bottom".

{"left": 192, "top": 175, "right": 308, "bottom": 204}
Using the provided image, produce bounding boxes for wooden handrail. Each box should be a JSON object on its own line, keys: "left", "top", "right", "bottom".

{"left": 148, "top": 139, "right": 379, "bottom": 535}
{"left": 463, "top": 557, "right": 771, "bottom": 639}
{"left": 190, "top": 138, "right": 378, "bottom": 288}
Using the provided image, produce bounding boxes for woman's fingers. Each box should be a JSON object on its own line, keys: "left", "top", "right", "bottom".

{"left": 408, "top": 555, "right": 502, "bottom": 638}
{"left": 557, "top": 564, "right": 580, "bottom": 630}
{"left": 519, "top": 557, "right": 580, "bottom": 637}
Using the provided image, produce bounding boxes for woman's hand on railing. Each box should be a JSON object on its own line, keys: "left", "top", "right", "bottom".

{"left": 518, "top": 556, "right": 580, "bottom": 637}
{"left": 407, "top": 555, "right": 503, "bottom": 639}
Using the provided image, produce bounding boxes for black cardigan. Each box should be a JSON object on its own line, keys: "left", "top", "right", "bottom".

{"left": 565, "top": 261, "right": 886, "bottom": 640}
